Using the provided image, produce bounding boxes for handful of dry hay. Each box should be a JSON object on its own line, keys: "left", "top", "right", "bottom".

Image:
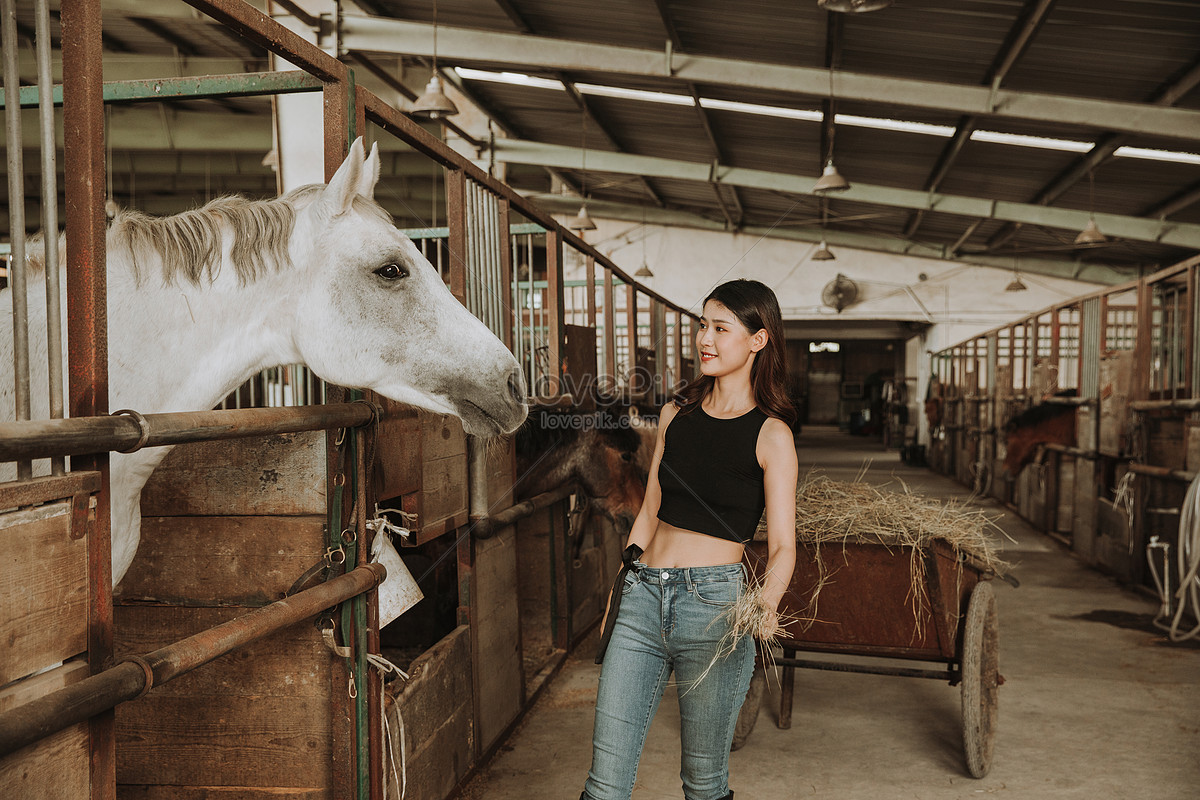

{"left": 756, "top": 470, "right": 1011, "bottom": 576}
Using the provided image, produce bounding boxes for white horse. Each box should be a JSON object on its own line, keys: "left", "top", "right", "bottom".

{"left": 1, "top": 137, "right": 527, "bottom": 626}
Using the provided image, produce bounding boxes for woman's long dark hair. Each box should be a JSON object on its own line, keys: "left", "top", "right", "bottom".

{"left": 675, "top": 279, "right": 796, "bottom": 426}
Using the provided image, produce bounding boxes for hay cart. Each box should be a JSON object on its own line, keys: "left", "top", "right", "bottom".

{"left": 736, "top": 537, "right": 1001, "bottom": 778}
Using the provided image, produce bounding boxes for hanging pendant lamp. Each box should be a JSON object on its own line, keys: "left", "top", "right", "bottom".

{"left": 1074, "top": 217, "right": 1106, "bottom": 245}
{"left": 813, "top": 161, "right": 850, "bottom": 194}
{"left": 634, "top": 263, "right": 654, "bottom": 278}
{"left": 1005, "top": 259, "right": 1027, "bottom": 292}
{"left": 818, "top": 0, "right": 893, "bottom": 11}
{"left": 1074, "top": 168, "right": 1106, "bottom": 246}
{"left": 566, "top": 203, "right": 595, "bottom": 231}
{"left": 409, "top": 0, "right": 459, "bottom": 120}
{"left": 813, "top": 240, "right": 837, "bottom": 261}
{"left": 411, "top": 74, "right": 459, "bottom": 120}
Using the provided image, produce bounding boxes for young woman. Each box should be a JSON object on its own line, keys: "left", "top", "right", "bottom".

{"left": 581, "top": 279, "right": 799, "bottom": 800}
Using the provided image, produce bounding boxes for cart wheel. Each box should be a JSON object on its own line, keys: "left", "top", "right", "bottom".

{"left": 961, "top": 580, "right": 999, "bottom": 778}
{"left": 731, "top": 665, "right": 766, "bottom": 751}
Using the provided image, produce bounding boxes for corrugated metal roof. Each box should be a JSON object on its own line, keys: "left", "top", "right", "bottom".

{"left": 8, "top": 0, "right": 1197, "bottom": 280}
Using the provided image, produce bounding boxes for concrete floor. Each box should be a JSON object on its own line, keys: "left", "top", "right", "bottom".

{"left": 460, "top": 427, "right": 1200, "bottom": 800}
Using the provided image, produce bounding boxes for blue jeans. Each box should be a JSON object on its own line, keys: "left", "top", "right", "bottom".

{"left": 583, "top": 563, "right": 754, "bottom": 800}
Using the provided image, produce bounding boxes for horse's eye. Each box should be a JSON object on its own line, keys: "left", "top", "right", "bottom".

{"left": 620, "top": 452, "right": 633, "bottom": 462}
{"left": 374, "top": 263, "right": 408, "bottom": 281}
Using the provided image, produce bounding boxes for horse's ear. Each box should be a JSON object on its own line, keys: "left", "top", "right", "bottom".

{"left": 320, "top": 137, "right": 367, "bottom": 217}
{"left": 359, "top": 142, "right": 381, "bottom": 199}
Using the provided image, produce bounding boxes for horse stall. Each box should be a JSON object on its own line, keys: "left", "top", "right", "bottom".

{"left": 929, "top": 253, "right": 1200, "bottom": 636}
{"left": 3, "top": 5, "right": 698, "bottom": 800}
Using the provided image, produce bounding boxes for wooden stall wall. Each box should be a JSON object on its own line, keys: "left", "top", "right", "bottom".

{"left": 0, "top": 485, "right": 97, "bottom": 800}
{"left": 113, "top": 432, "right": 346, "bottom": 799}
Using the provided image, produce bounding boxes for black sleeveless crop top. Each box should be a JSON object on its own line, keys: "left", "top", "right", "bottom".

{"left": 656, "top": 404, "right": 769, "bottom": 544}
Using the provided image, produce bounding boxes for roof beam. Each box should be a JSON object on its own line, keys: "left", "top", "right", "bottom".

{"left": 491, "top": 138, "right": 1200, "bottom": 250}
{"left": 985, "top": 51, "right": 1200, "bottom": 251}
{"left": 520, "top": 192, "right": 1135, "bottom": 286}
{"left": 560, "top": 80, "right": 665, "bottom": 207}
{"left": 1142, "top": 180, "right": 1200, "bottom": 220}
{"left": 907, "top": 0, "right": 1054, "bottom": 239}
{"left": 338, "top": 16, "right": 1200, "bottom": 141}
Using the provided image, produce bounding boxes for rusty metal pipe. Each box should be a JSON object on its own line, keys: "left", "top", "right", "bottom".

{"left": 1128, "top": 462, "right": 1197, "bottom": 483}
{"left": 474, "top": 483, "right": 577, "bottom": 539}
{"left": 0, "top": 563, "right": 386, "bottom": 758}
{"left": 0, "top": 403, "right": 377, "bottom": 462}
{"left": 1130, "top": 398, "right": 1200, "bottom": 412}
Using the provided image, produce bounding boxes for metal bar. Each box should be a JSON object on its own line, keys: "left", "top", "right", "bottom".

{"left": 0, "top": 403, "right": 376, "bottom": 462}
{"left": 498, "top": 199, "right": 514, "bottom": 350}
{"left": 2, "top": 0, "right": 32, "bottom": 481}
{"left": 546, "top": 228, "right": 565, "bottom": 398}
{"left": 774, "top": 656, "right": 958, "bottom": 683}
{"left": 33, "top": 0, "right": 64, "bottom": 476}
{"left": 626, "top": 284, "right": 638, "bottom": 390}
{"left": 604, "top": 269, "right": 617, "bottom": 383}
{"left": 473, "top": 483, "right": 577, "bottom": 540}
{"left": 3, "top": 71, "right": 324, "bottom": 109}
{"left": 182, "top": 0, "right": 348, "bottom": 83}
{"left": 60, "top": 3, "right": 114, "bottom": 796}
{"left": 0, "top": 563, "right": 387, "bottom": 759}
{"left": 1127, "top": 462, "right": 1197, "bottom": 483}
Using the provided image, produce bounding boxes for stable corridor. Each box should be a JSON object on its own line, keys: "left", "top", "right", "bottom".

{"left": 459, "top": 427, "right": 1200, "bottom": 800}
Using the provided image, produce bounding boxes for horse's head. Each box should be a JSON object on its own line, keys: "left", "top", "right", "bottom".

{"left": 290, "top": 138, "right": 526, "bottom": 437}
{"left": 516, "top": 404, "right": 647, "bottom": 533}
{"left": 1001, "top": 402, "right": 1076, "bottom": 477}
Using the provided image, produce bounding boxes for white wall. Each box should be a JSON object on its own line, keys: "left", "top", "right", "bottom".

{"left": 566, "top": 217, "right": 1101, "bottom": 354}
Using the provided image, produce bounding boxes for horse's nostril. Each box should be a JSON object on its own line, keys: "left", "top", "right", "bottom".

{"left": 508, "top": 369, "right": 527, "bottom": 406}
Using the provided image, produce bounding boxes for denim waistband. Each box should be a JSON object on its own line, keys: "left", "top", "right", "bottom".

{"left": 632, "top": 561, "right": 745, "bottom": 587}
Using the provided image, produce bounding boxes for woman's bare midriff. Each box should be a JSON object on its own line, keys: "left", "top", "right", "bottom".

{"left": 640, "top": 520, "right": 745, "bottom": 568}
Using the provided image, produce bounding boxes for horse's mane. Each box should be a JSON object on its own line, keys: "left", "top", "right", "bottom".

{"left": 515, "top": 400, "right": 642, "bottom": 460}
{"left": 1004, "top": 399, "right": 1076, "bottom": 432}
{"left": 106, "top": 185, "right": 337, "bottom": 287}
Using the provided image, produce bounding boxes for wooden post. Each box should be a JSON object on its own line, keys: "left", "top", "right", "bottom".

{"left": 604, "top": 269, "right": 617, "bottom": 393}
{"left": 626, "top": 284, "right": 638, "bottom": 395}
{"left": 545, "top": 229, "right": 565, "bottom": 398}
{"left": 446, "top": 170, "right": 468, "bottom": 305}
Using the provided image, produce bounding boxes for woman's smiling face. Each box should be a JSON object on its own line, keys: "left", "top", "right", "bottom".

{"left": 696, "top": 300, "right": 764, "bottom": 377}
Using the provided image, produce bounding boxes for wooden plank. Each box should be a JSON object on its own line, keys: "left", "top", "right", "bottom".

{"left": 420, "top": 456, "right": 468, "bottom": 530}
{"left": 140, "top": 431, "right": 327, "bottom": 517}
{"left": 373, "top": 403, "right": 421, "bottom": 501}
{"left": 0, "top": 471, "right": 101, "bottom": 510}
{"left": 421, "top": 412, "right": 466, "bottom": 463}
{"left": 114, "top": 609, "right": 333, "bottom": 792}
{"left": 113, "top": 607, "right": 333, "bottom": 697}
{"left": 115, "top": 694, "right": 332, "bottom": 789}
{"left": 473, "top": 527, "right": 522, "bottom": 751}
{"left": 117, "top": 788, "right": 325, "bottom": 799}
{"left": 0, "top": 723, "right": 90, "bottom": 800}
{"left": 0, "top": 660, "right": 90, "bottom": 714}
{"left": 0, "top": 502, "right": 88, "bottom": 684}
{"left": 114, "top": 515, "right": 326, "bottom": 606}
{"left": 386, "top": 626, "right": 474, "bottom": 800}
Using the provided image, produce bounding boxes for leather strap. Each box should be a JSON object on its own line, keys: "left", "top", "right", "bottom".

{"left": 594, "top": 544, "right": 643, "bottom": 665}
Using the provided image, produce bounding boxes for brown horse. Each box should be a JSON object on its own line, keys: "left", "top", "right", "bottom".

{"left": 515, "top": 401, "right": 652, "bottom": 557}
{"left": 1002, "top": 401, "right": 1077, "bottom": 476}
